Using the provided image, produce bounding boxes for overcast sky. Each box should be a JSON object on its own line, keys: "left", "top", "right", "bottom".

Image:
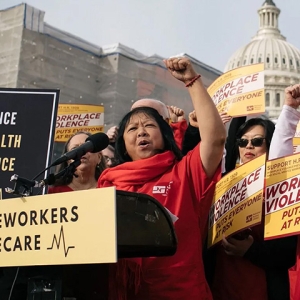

{"left": 0, "top": 0, "right": 299, "bottom": 71}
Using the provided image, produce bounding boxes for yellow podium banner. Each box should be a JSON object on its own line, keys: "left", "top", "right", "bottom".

{"left": 265, "top": 153, "right": 300, "bottom": 239}
{"left": 0, "top": 187, "right": 117, "bottom": 267}
{"left": 208, "top": 154, "right": 265, "bottom": 248}
{"left": 208, "top": 64, "right": 265, "bottom": 117}
{"left": 55, "top": 104, "right": 104, "bottom": 142}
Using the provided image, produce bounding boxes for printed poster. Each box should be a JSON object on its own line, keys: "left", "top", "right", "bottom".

{"left": 293, "top": 122, "right": 300, "bottom": 153}
{"left": 208, "top": 64, "right": 265, "bottom": 117}
{"left": 55, "top": 104, "right": 104, "bottom": 142}
{"left": 293, "top": 137, "right": 300, "bottom": 154}
{"left": 265, "top": 153, "right": 300, "bottom": 239}
{"left": 0, "top": 187, "right": 117, "bottom": 266}
{"left": 208, "top": 154, "right": 266, "bottom": 248}
{"left": 0, "top": 89, "right": 59, "bottom": 199}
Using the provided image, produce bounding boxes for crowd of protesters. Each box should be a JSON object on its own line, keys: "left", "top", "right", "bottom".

{"left": 43, "top": 59, "right": 300, "bottom": 300}
{"left": 97, "top": 62, "right": 300, "bottom": 300}
{"left": 2, "top": 56, "right": 300, "bottom": 300}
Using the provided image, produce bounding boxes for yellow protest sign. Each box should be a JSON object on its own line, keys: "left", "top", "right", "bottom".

{"left": 208, "top": 64, "right": 265, "bottom": 116}
{"left": 293, "top": 137, "right": 300, "bottom": 154}
{"left": 295, "top": 121, "right": 300, "bottom": 138}
{"left": 55, "top": 104, "right": 104, "bottom": 142}
{"left": 292, "top": 122, "right": 300, "bottom": 153}
{"left": 265, "top": 153, "right": 300, "bottom": 240}
{"left": 208, "top": 154, "right": 266, "bottom": 248}
{"left": 0, "top": 187, "right": 117, "bottom": 267}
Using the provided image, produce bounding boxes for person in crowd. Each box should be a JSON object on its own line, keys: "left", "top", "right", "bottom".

{"left": 107, "top": 100, "right": 187, "bottom": 150}
{"left": 167, "top": 105, "right": 185, "bottom": 123}
{"left": 211, "top": 116, "right": 297, "bottom": 300}
{"left": 131, "top": 99, "right": 187, "bottom": 149}
{"left": 98, "top": 57, "right": 226, "bottom": 300}
{"left": 131, "top": 98, "right": 170, "bottom": 122}
{"left": 106, "top": 125, "right": 119, "bottom": 147}
{"left": 268, "top": 83, "right": 300, "bottom": 300}
{"left": 106, "top": 100, "right": 171, "bottom": 149}
{"left": 102, "top": 144, "right": 116, "bottom": 167}
{"left": 269, "top": 84, "right": 300, "bottom": 158}
{"left": 48, "top": 131, "right": 106, "bottom": 193}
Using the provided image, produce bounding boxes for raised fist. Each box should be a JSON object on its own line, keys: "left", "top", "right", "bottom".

{"left": 189, "top": 110, "right": 198, "bottom": 128}
{"left": 106, "top": 125, "right": 119, "bottom": 143}
{"left": 168, "top": 105, "right": 185, "bottom": 123}
{"left": 285, "top": 84, "right": 300, "bottom": 109}
{"left": 164, "top": 57, "right": 198, "bottom": 84}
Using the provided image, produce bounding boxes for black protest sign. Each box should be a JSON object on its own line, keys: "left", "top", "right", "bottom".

{"left": 0, "top": 89, "right": 59, "bottom": 199}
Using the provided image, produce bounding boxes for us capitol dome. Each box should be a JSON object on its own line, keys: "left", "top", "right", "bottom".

{"left": 224, "top": 0, "right": 300, "bottom": 119}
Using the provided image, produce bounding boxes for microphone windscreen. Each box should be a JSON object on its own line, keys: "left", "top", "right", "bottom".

{"left": 86, "top": 132, "right": 110, "bottom": 152}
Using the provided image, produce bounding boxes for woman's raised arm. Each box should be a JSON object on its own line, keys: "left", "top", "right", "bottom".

{"left": 164, "top": 57, "right": 226, "bottom": 178}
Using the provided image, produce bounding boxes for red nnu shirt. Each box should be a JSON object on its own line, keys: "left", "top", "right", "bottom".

{"left": 98, "top": 144, "right": 221, "bottom": 300}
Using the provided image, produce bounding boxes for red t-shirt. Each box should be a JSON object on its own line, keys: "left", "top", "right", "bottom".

{"left": 99, "top": 144, "right": 221, "bottom": 300}
{"left": 47, "top": 185, "right": 73, "bottom": 194}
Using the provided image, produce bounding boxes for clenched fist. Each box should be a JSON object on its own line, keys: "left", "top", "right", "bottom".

{"left": 164, "top": 57, "right": 198, "bottom": 84}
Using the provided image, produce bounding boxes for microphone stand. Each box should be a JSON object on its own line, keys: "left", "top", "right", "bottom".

{"left": 5, "top": 175, "right": 37, "bottom": 197}
{"left": 42, "top": 159, "right": 81, "bottom": 186}
{"left": 5, "top": 160, "right": 81, "bottom": 197}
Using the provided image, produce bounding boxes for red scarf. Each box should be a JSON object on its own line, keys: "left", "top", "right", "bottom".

{"left": 98, "top": 151, "right": 177, "bottom": 300}
{"left": 99, "top": 150, "right": 176, "bottom": 191}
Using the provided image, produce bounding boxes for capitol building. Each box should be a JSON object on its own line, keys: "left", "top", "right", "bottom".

{"left": 225, "top": 0, "right": 300, "bottom": 119}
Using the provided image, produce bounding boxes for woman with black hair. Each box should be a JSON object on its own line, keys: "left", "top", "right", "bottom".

{"left": 211, "top": 117, "right": 297, "bottom": 300}
{"left": 98, "top": 57, "right": 226, "bottom": 300}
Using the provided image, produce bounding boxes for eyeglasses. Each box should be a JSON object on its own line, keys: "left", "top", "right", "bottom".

{"left": 104, "top": 156, "right": 116, "bottom": 164}
{"left": 236, "top": 137, "right": 266, "bottom": 148}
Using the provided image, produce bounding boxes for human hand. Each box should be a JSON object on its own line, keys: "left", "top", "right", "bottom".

{"left": 164, "top": 57, "right": 198, "bottom": 84}
{"left": 106, "top": 126, "right": 119, "bottom": 143}
{"left": 189, "top": 110, "right": 198, "bottom": 128}
{"left": 285, "top": 84, "right": 300, "bottom": 109}
{"left": 222, "top": 234, "right": 254, "bottom": 257}
{"left": 168, "top": 105, "right": 185, "bottom": 122}
{"left": 220, "top": 112, "right": 232, "bottom": 125}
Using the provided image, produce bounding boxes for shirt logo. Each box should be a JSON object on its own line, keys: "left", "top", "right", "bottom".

{"left": 153, "top": 186, "right": 167, "bottom": 194}
{"left": 152, "top": 181, "right": 173, "bottom": 196}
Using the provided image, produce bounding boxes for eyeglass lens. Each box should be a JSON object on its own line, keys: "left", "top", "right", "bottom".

{"left": 238, "top": 138, "right": 265, "bottom": 147}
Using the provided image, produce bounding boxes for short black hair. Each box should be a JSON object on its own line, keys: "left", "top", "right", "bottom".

{"left": 115, "top": 107, "right": 183, "bottom": 164}
{"left": 235, "top": 118, "right": 275, "bottom": 160}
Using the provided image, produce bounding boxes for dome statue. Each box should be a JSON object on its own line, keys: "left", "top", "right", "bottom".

{"left": 224, "top": 0, "right": 300, "bottom": 119}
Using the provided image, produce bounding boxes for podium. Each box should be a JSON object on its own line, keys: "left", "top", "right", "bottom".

{"left": 116, "top": 190, "right": 177, "bottom": 258}
{"left": 0, "top": 189, "right": 177, "bottom": 300}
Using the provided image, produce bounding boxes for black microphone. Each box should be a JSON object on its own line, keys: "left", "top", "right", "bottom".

{"left": 50, "top": 132, "right": 109, "bottom": 167}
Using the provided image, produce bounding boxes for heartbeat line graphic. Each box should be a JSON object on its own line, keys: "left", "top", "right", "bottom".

{"left": 47, "top": 225, "right": 75, "bottom": 257}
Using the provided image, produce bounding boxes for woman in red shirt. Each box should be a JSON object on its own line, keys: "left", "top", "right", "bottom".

{"left": 98, "top": 57, "right": 226, "bottom": 300}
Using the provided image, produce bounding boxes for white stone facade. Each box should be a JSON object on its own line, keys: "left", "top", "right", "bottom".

{"left": 224, "top": 0, "right": 300, "bottom": 119}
